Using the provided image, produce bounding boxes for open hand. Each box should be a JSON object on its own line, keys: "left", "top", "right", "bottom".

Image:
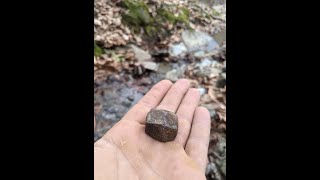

{"left": 94, "top": 79, "right": 211, "bottom": 180}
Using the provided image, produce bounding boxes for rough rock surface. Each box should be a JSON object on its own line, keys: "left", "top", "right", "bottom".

{"left": 145, "top": 109, "right": 178, "bottom": 142}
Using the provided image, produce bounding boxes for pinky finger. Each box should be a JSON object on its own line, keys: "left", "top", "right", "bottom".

{"left": 185, "top": 107, "right": 211, "bottom": 172}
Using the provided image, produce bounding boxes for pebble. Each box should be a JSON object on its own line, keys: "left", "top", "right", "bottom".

{"left": 145, "top": 109, "right": 178, "bottom": 142}
{"left": 198, "top": 87, "right": 207, "bottom": 96}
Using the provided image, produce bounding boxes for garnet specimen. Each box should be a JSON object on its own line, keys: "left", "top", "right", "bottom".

{"left": 145, "top": 109, "right": 178, "bottom": 142}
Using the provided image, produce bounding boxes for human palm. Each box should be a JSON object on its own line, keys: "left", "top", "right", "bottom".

{"left": 94, "top": 79, "right": 211, "bottom": 180}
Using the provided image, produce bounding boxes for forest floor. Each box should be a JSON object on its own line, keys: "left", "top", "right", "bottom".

{"left": 94, "top": 1, "right": 226, "bottom": 179}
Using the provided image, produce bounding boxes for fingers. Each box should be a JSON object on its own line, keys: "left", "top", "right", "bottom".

{"left": 122, "top": 80, "right": 173, "bottom": 124}
{"left": 156, "top": 79, "right": 190, "bottom": 112}
{"left": 174, "top": 88, "right": 200, "bottom": 147}
{"left": 185, "top": 107, "right": 211, "bottom": 172}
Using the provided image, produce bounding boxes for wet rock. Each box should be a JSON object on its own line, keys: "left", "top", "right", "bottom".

{"left": 165, "top": 68, "right": 185, "bottom": 82}
{"left": 213, "top": 28, "right": 226, "bottom": 45}
{"left": 221, "top": 72, "right": 226, "bottom": 79}
{"left": 147, "top": 72, "right": 166, "bottom": 87}
{"left": 157, "top": 62, "right": 172, "bottom": 74}
{"left": 151, "top": 49, "right": 170, "bottom": 59}
{"left": 200, "top": 0, "right": 225, "bottom": 6}
{"left": 101, "top": 112, "right": 117, "bottom": 122}
{"left": 141, "top": 61, "right": 159, "bottom": 71}
{"left": 206, "top": 162, "right": 223, "bottom": 180}
{"left": 127, "top": 96, "right": 135, "bottom": 101}
{"left": 121, "top": 98, "right": 132, "bottom": 107}
{"left": 194, "top": 51, "right": 205, "bottom": 58}
{"left": 216, "top": 78, "right": 226, "bottom": 88}
{"left": 213, "top": 43, "right": 226, "bottom": 62}
{"left": 168, "top": 42, "right": 188, "bottom": 57}
{"left": 213, "top": 136, "right": 226, "bottom": 176}
{"left": 105, "top": 104, "right": 128, "bottom": 119}
{"left": 198, "top": 87, "right": 207, "bottom": 96}
{"left": 215, "top": 137, "right": 226, "bottom": 156}
{"left": 222, "top": 66, "right": 226, "bottom": 73}
{"left": 182, "top": 30, "right": 219, "bottom": 53}
{"left": 94, "top": 77, "right": 150, "bottom": 141}
{"left": 133, "top": 65, "right": 145, "bottom": 77}
{"left": 193, "top": 58, "right": 222, "bottom": 78}
{"left": 129, "top": 45, "right": 158, "bottom": 72}
{"left": 198, "top": 58, "right": 214, "bottom": 68}
{"left": 129, "top": 44, "right": 152, "bottom": 62}
{"left": 145, "top": 109, "right": 178, "bottom": 142}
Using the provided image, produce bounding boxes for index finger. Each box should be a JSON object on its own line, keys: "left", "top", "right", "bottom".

{"left": 121, "top": 80, "right": 173, "bottom": 124}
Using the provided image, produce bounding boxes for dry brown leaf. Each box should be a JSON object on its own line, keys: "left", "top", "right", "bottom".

{"left": 125, "top": 52, "right": 135, "bottom": 59}
{"left": 208, "top": 87, "right": 218, "bottom": 102}
{"left": 189, "top": 79, "right": 199, "bottom": 88}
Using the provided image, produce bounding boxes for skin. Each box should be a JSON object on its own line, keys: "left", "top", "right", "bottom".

{"left": 94, "top": 79, "right": 211, "bottom": 180}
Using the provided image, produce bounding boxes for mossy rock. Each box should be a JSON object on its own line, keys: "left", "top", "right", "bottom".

{"left": 121, "top": 0, "right": 154, "bottom": 34}
{"left": 121, "top": 0, "right": 192, "bottom": 39}
{"left": 156, "top": 5, "right": 190, "bottom": 26}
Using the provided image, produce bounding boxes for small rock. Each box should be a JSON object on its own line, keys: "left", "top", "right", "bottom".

{"left": 182, "top": 30, "right": 219, "bottom": 53}
{"left": 216, "top": 78, "right": 226, "bottom": 88}
{"left": 213, "top": 28, "right": 226, "bottom": 45}
{"left": 168, "top": 42, "right": 188, "bottom": 57}
{"left": 219, "top": 159, "right": 226, "bottom": 176}
{"left": 141, "top": 61, "right": 159, "bottom": 71}
{"left": 221, "top": 72, "right": 226, "bottom": 79}
{"left": 94, "top": 19, "right": 102, "bottom": 26}
{"left": 157, "top": 62, "right": 172, "bottom": 74}
{"left": 213, "top": 136, "right": 226, "bottom": 176}
{"left": 197, "top": 58, "right": 213, "bottom": 69}
{"left": 165, "top": 69, "right": 185, "bottom": 82}
{"left": 194, "top": 51, "right": 205, "bottom": 58}
{"left": 198, "top": 88, "right": 206, "bottom": 96}
{"left": 215, "top": 137, "right": 226, "bottom": 156}
{"left": 134, "top": 65, "right": 145, "bottom": 77}
{"left": 127, "top": 95, "right": 135, "bottom": 101}
{"left": 200, "top": 0, "right": 225, "bottom": 6}
{"left": 206, "top": 162, "right": 222, "bottom": 180}
{"left": 152, "top": 49, "right": 169, "bottom": 58}
{"left": 106, "top": 105, "right": 127, "bottom": 119}
{"left": 145, "top": 109, "right": 178, "bottom": 142}
{"left": 101, "top": 112, "right": 117, "bottom": 122}
{"left": 129, "top": 44, "right": 152, "bottom": 62}
{"left": 122, "top": 34, "right": 129, "bottom": 41}
{"left": 194, "top": 58, "right": 221, "bottom": 78}
{"left": 121, "top": 99, "right": 132, "bottom": 107}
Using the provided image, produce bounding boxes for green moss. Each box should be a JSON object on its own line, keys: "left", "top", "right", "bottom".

{"left": 145, "top": 25, "right": 157, "bottom": 36}
{"left": 121, "top": 0, "right": 153, "bottom": 34}
{"left": 111, "top": 52, "right": 125, "bottom": 62}
{"left": 122, "top": 0, "right": 147, "bottom": 10}
{"left": 94, "top": 42, "right": 103, "bottom": 57}
{"left": 212, "top": 9, "right": 221, "bottom": 16}
{"left": 181, "top": 7, "right": 190, "bottom": 17}
{"left": 156, "top": 6, "right": 190, "bottom": 26}
{"left": 178, "top": 7, "right": 190, "bottom": 24}
{"left": 121, "top": 0, "right": 192, "bottom": 38}
{"left": 156, "top": 7, "right": 177, "bottom": 24}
